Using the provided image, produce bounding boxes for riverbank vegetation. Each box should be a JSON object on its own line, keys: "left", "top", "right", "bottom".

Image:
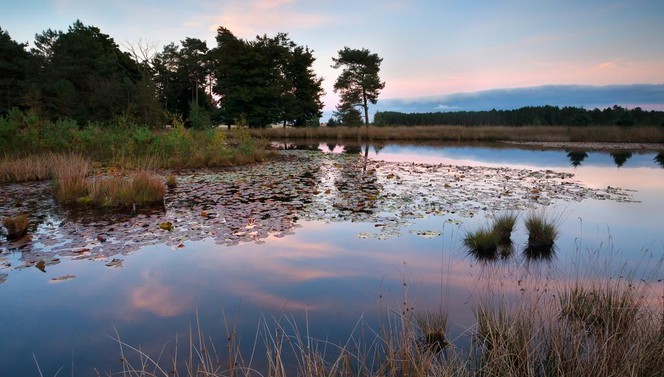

{"left": 251, "top": 123, "right": 664, "bottom": 144}
{"left": 113, "top": 275, "right": 663, "bottom": 377}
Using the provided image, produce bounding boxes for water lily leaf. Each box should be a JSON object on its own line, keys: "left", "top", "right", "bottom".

{"left": 50, "top": 274, "right": 76, "bottom": 283}
{"left": 409, "top": 230, "right": 442, "bottom": 239}
{"left": 105, "top": 259, "right": 123, "bottom": 268}
{"left": 159, "top": 222, "right": 173, "bottom": 231}
{"left": 35, "top": 260, "right": 47, "bottom": 272}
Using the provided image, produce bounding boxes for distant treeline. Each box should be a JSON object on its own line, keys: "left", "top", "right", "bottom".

{"left": 374, "top": 105, "right": 664, "bottom": 127}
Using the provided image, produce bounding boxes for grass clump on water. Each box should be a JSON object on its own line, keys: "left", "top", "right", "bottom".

{"left": 464, "top": 213, "right": 517, "bottom": 260}
{"left": 2, "top": 214, "right": 29, "bottom": 240}
{"left": 524, "top": 209, "right": 560, "bottom": 260}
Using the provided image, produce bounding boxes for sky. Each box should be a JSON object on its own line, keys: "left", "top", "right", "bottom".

{"left": 2, "top": 0, "right": 664, "bottom": 116}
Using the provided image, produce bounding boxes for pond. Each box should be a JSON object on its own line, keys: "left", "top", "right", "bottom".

{"left": 1, "top": 142, "right": 663, "bottom": 375}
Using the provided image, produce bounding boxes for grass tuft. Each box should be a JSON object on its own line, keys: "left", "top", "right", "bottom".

{"left": 464, "top": 227, "right": 499, "bottom": 260}
{"left": 2, "top": 214, "right": 29, "bottom": 240}
{"left": 524, "top": 208, "right": 560, "bottom": 260}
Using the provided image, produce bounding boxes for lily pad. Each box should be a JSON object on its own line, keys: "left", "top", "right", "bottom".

{"left": 50, "top": 274, "right": 76, "bottom": 283}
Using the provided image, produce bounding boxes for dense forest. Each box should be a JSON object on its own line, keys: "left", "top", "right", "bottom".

{"left": 0, "top": 21, "right": 324, "bottom": 129}
{"left": 374, "top": 106, "right": 664, "bottom": 127}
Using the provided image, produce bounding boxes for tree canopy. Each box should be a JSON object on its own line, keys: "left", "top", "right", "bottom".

{"left": 212, "top": 28, "right": 323, "bottom": 128}
{"left": 332, "top": 47, "right": 385, "bottom": 126}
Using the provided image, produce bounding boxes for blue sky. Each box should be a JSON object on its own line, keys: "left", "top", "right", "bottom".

{"left": 2, "top": 0, "right": 663, "bottom": 115}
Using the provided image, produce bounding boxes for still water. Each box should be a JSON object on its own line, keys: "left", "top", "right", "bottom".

{"left": 1, "top": 142, "right": 663, "bottom": 375}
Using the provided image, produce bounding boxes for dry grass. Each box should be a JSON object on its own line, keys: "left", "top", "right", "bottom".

{"left": 0, "top": 155, "right": 51, "bottom": 183}
{"left": 250, "top": 125, "right": 664, "bottom": 143}
{"left": 2, "top": 213, "right": 29, "bottom": 240}
{"left": 85, "top": 171, "right": 165, "bottom": 208}
{"left": 50, "top": 153, "right": 91, "bottom": 204}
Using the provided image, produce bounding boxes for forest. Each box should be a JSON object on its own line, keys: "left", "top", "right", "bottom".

{"left": 373, "top": 105, "right": 664, "bottom": 127}
{"left": 0, "top": 21, "right": 324, "bottom": 129}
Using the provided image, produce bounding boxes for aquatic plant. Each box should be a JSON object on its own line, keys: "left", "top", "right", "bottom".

{"left": 464, "top": 227, "right": 499, "bottom": 260}
{"left": 492, "top": 212, "right": 517, "bottom": 245}
{"left": 2, "top": 214, "right": 29, "bottom": 240}
{"left": 524, "top": 209, "right": 559, "bottom": 259}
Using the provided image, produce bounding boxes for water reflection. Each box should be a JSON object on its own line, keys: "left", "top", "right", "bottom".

{"left": 566, "top": 150, "right": 588, "bottom": 167}
{"left": 610, "top": 151, "right": 633, "bottom": 167}
{"left": 655, "top": 152, "right": 664, "bottom": 168}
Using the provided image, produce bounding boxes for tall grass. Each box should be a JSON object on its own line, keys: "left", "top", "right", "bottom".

{"left": 51, "top": 153, "right": 90, "bottom": 204}
{"left": 85, "top": 171, "right": 165, "bottom": 208}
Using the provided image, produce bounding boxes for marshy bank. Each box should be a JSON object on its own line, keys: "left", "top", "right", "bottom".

{"left": 250, "top": 124, "right": 664, "bottom": 145}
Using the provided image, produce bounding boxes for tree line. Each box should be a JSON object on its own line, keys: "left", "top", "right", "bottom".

{"left": 374, "top": 105, "right": 664, "bottom": 127}
{"left": 1, "top": 21, "right": 388, "bottom": 130}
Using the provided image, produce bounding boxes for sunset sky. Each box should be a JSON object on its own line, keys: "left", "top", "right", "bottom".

{"left": 2, "top": 0, "right": 663, "bottom": 114}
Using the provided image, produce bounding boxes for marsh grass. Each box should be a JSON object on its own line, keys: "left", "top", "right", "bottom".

{"left": 250, "top": 125, "right": 664, "bottom": 143}
{"left": 2, "top": 213, "right": 29, "bottom": 240}
{"left": 492, "top": 212, "right": 517, "bottom": 244}
{"left": 464, "top": 227, "right": 500, "bottom": 260}
{"left": 464, "top": 213, "right": 517, "bottom": 260}
{"left": 83, "top": 171, "right": 165, "bottom": 208}
{"left": 165, "top": 174, "right": 177, "bottom": 189}
{"left": 524, "top": 209, "right": 561, "bottom": 259}
{"left": 0, "top": 155, "right": 51, "bottom": 183}
{"left": 51, "top": 154, "right": 91, "bottom": 204}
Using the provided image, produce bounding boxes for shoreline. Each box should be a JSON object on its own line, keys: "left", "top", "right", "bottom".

{"left": 504, "top": 141, "right": 664, "bottom": 151}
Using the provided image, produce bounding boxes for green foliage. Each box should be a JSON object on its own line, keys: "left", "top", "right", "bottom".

{"left": 188, "top": 101, "right": 212, "bottom": 129}
{"left": 334, "top": 102, "right": 363, "bottom": 127}
{"left": 212, "top": 28, "right": 323, "bottom": 128}
{"left": 332, "top": 47, "right": 385, "bottom": 126}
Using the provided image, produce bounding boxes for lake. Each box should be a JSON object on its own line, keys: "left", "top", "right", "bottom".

{"left": 1, "top": 142, "right": 663, "bottom": 375}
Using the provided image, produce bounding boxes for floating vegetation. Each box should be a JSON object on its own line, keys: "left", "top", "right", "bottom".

{"left": 0, "top": 150, "right": 634, "bottom": 277}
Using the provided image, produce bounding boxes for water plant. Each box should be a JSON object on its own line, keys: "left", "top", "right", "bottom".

{"left": 524, "top": 209, "right": 560, "bottom": 259}
{"left": 464, "top": 226, "right": 499, "bottom": 260}
{"left": 492, "top": 212, "right": 517, "bottom": 245}
{"left": 464, "top": 213, "right": 517, "bottom": 261}
{"left": 2, "top": 214, "right": 29, "bottom": 240}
